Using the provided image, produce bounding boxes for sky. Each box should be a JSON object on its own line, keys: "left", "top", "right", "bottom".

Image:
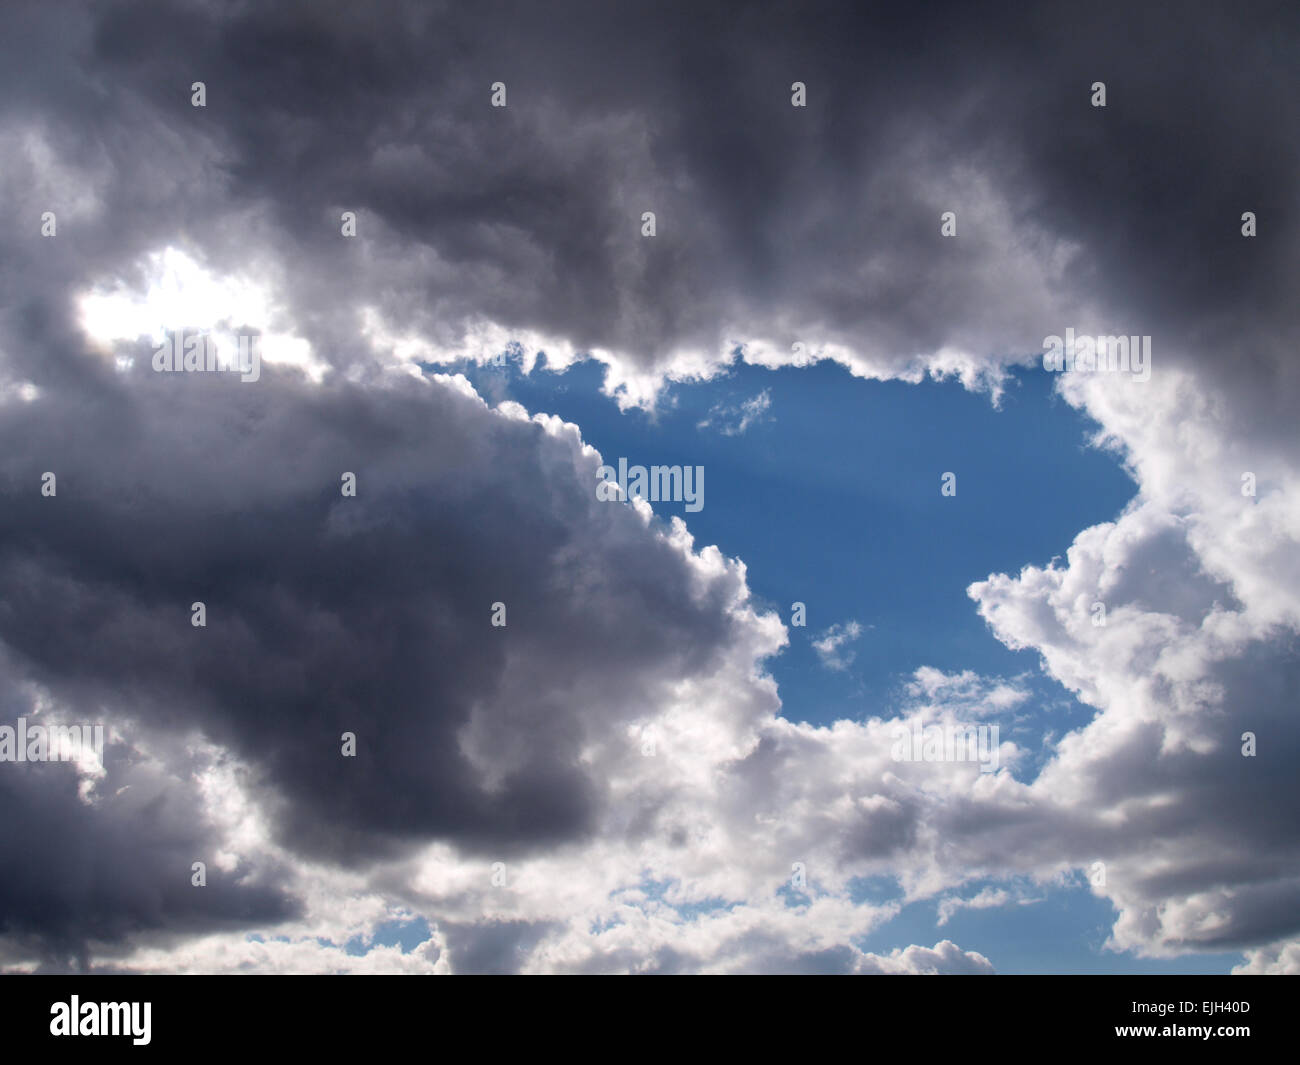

{"left": 0, "top": 0, "right": 1298, "bottom": 975}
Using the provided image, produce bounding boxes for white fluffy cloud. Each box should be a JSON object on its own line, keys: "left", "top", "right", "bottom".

{"left": 967, "top": 364, "right": 1300, "bottom": 959}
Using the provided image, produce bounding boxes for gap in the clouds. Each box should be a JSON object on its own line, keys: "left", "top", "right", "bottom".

{"left": 622, "top": 878, "right": 737, "bottom": 925}
{"left": 854, "top": 879, "right": 1241, "bottom": 975}
{"left": 245, "top": 920, "right": 432, "bottom": 958}
{"left": 342, "top": 915, "right": 432, "bottom": 956}
{"left": 431, "top": 356, "right": 1134, "bottom": 737}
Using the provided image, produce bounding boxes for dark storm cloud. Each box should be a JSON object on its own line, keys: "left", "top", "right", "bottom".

{"left": 0, "top": 360, "right": 740, "bottom": 868}
{"left": 5, "top": 0, "right": 1296, "bottom": 405}
{"left": 0, "top": 652, "right": 298, "bottom": 971}
{"left": 439, "top": 918, "right": 556, "bottom": 974}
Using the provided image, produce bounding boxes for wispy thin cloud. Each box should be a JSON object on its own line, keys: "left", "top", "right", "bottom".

{"left": 697, "top": 389, "right": 771, "bottom": 435}
{"left": 812, "top": 620, "right": 863, "bottom": 672}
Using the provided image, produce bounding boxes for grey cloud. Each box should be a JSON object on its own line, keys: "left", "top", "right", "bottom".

{"left": 1, "top": 0, "right": 1297, "bottom": 973}
{"left": 0, "top": 364, "right": 744, "bottom": 870}
{"left": 2, "top": 1, "right": 1293, "bottom": 409}
{"left": 0, "top": 665, "right": 299, "bottom": 971}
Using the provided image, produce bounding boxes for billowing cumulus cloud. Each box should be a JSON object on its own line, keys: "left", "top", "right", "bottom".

{"left": 967, "top": 365, "right": 1300, "bottom": 959}
{"left": 0, "top": 0, "right": 1296, "bottom": 974}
